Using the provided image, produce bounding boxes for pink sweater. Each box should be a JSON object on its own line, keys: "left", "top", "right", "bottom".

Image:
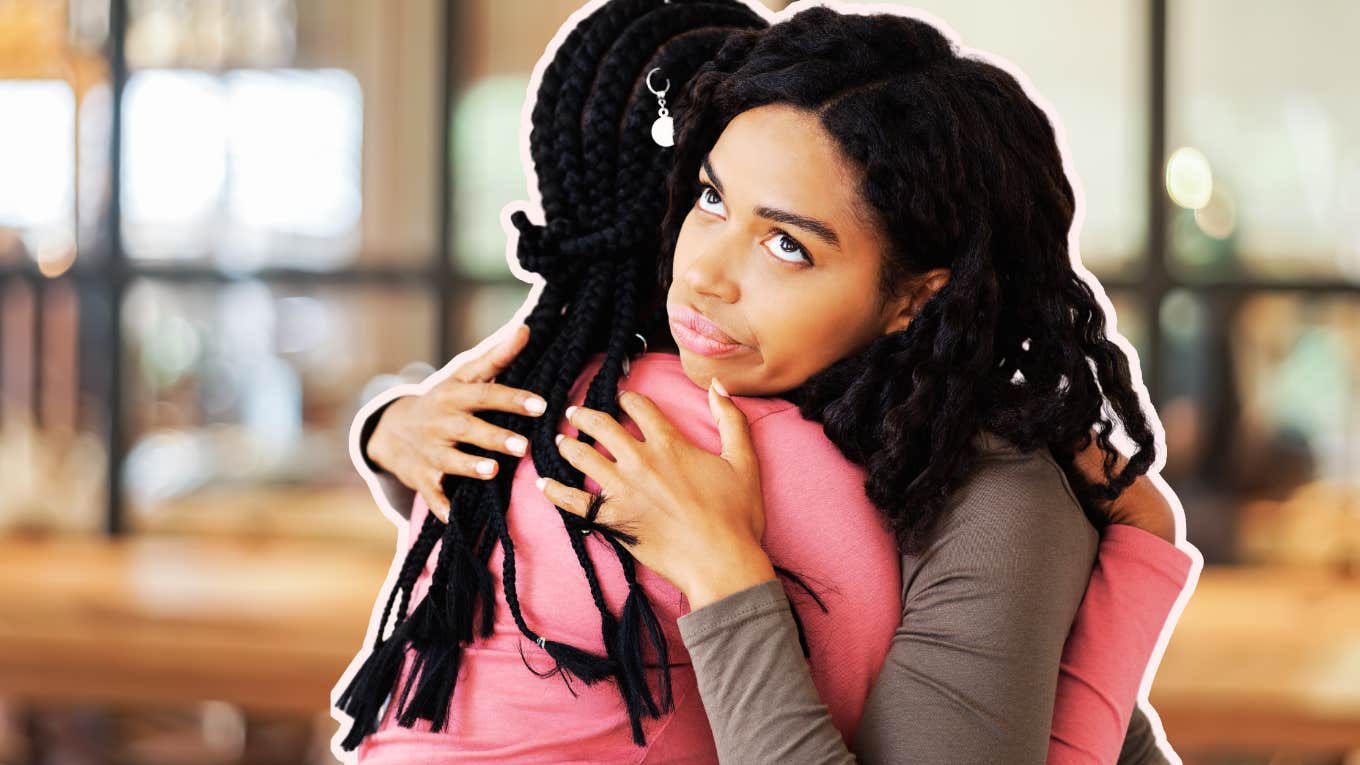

{"left": 1049, "top": 523, "right": 1193, "bottom": 763}
{"left": 352, "top": 351, "right": 1193, "bottom": 763}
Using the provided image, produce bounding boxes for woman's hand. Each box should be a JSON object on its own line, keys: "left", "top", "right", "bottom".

{"left": 366, "top": 324, "right": 549, "bottom": 523}
{"left": 535, "top": 379, "right": 777, "bottom": 609}
{"left": 1072, "top": 432, "right": 1178, "bottom": 544}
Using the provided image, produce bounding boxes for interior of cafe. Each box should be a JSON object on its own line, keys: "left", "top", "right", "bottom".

{"left": 1, "top": 0, "right": 1357, "bottom": 763}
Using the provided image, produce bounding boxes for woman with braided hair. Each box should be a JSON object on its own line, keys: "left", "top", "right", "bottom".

{"left": 333, "top": 0, "right": 1198, "bottom": 762}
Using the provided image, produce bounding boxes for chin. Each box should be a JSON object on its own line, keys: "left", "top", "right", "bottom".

{"left": 676, "top": 347, "right": 766, "bottom": 396}
{"left": 675, "top": 351, "right": 709, "bottom": 388}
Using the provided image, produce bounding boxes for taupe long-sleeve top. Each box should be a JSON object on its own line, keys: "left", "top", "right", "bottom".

{"left": 673, "top": 433, "right": 1190, "bottom": 764}
{"left": 354, "top": 398, "right": 1186, "bottom": 763}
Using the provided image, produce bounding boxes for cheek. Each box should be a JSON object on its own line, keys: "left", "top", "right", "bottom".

{"left": 757, "top": 291, "right": 866, "bottom": 374}
{"left": 672, "top": 210, "right": 701, "bottom": 271}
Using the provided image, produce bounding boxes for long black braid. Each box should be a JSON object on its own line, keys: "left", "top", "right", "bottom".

{"left": 335, "top": 0, "right": 778, "bottom": 751}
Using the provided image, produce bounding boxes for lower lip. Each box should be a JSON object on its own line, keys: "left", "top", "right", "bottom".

{"left": 669, "top": 319, "right": 748, "bottom": 357}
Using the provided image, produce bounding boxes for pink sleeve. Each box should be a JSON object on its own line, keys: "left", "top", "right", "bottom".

{"left": 1047, "top": 523, "right": 1194, "bottom": 764}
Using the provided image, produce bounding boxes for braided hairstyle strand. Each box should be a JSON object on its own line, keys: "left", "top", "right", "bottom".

{"left": 335, "top": 0, "right": 772, "bottom": 751}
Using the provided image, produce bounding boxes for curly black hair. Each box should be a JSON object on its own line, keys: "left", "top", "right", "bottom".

{"left": 335, "top": 0, "right": 1158, "bottom": 753}
{"left": 654, "top": 5, "right": 1156, "bottom": 557}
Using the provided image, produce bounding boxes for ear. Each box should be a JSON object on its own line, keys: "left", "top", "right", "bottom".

{"left": 883, "top": 267, "right": 950, "bottom": 335}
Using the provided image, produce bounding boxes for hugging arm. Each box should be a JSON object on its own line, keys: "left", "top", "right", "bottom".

{"left": 850, "top": 451, "right": 1099, "bottom": 763}
{"left": 678, "top": 448, "right": 1188, "bottom": 764}
{"left": 353, "top": 394, "right": 418, "bottom": 520}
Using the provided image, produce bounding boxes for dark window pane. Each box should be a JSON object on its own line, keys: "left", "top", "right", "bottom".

{"left": 1228, "top": 295, "right": 1358, "bottom": 565}
{"left": 1157, "top": 290, "right": 1360, "bottom": 566}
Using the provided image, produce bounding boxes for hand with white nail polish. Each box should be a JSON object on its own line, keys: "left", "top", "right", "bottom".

{"left": 366, "top": 324, "right": 548, "bottom": 523}
{"left": 536, "top": 381, "right": 774, "bottom": 608}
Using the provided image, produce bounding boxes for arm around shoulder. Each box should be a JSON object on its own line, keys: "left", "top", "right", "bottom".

{"left": 851, "top": 452, "right": 1099, "bottom": 764}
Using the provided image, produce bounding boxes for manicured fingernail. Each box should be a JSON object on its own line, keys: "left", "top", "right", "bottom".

{"left": 555, "top": 434, "right": 565, "bottom": 446}
{"left": 535, "top": 477, "right": 546, "bottom": 491}
{"left": 476, "top": 460, "right": 496, "bottom": 475}
{"left": 711, "top": 378, "right": 729, "bottom": 397}
{"left": 506, "top": 436, "right": 527, "bottom": 455}
{"left": 525, "top": 397, "right": 546, "bottom": 414}
{"left": 566, "top": 405, "right": 578, "bottom": 420}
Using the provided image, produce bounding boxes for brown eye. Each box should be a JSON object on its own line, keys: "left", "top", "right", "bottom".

{"left": 763, "top": 231, "right": 812, "bottom": 266}
{"left": 696, "top": 183, "right": 724, "bottom": 214}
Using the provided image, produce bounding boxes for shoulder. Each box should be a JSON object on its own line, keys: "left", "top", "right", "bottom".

{"left": 905, "top": 429, "right": 1099, "bottom": 597}
{"left": 953, "top": 429, "right": 1094, "bottom": 537}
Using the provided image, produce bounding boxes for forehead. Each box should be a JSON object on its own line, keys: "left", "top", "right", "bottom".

{"left": 708, "top": 104, "right": 883, "bottom": 242}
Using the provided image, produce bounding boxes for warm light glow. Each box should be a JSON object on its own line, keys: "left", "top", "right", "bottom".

{"left": 36, "top": 233, "right": 76, "bottom": 277}
{"left": 122, "top": 70, "right": 227, "bottom": 248}
{"left": 121, "top": 68, "right": 362, "bottom": 268}
{"left": 225, "top": 69, "right": 362, "bottom": 236}
{"left": 1193, "top": 185, "right": 1238, "bottom": 239}
{"left": 1166, "top": 146, "right": 1214, "bottom": 210}
{"left": 0, "top": 80, "right": 74, "bottom": 239}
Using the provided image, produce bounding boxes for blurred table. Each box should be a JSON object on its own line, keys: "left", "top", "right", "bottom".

{"left": 0, "top": 532, "right": 397, "bottom": 714}
{"left": 1, "top": 535, "right": 1359, "bottom": 754}
{"left": 1150, "top": 563, "right": 1360, "bottom": 752}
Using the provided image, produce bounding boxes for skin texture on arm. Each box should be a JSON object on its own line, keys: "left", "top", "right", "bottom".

{"left": 677, "top": 436, "right": 1189, "bottom": 764}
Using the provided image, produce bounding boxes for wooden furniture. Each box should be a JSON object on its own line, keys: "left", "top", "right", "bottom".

{"left": 0, "top": 532, "right": 398, "bottom": 714}
{"left": 1, "top": 533, "right": 1358, "bottom": 758}
{"left": 1150, "top": 563, "right": 1360, "bottom": 754}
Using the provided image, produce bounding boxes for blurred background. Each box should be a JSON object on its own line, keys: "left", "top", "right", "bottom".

{"left": 0, "top": 0, "right": 1356, "bottom": 762}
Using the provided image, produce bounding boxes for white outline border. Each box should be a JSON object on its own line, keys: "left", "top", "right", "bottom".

{"left": 329, "top": 2, "right": 1204, "bottom": 761}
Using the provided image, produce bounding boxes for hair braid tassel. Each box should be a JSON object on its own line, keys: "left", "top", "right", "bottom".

{"left": 392, "top": 481, "right": 496, "bottom": 732}
{"left": 335, "top": 515, "right": 445, "bottom": 750}
{"left": 615, "top": 554, "right": 674, "bottom": 744}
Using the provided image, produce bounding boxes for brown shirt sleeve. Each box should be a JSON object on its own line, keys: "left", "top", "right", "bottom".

{"left": 353, "top": 394, "right": 417, "bottom": 519}
{"left": 677, "top": 441, "right": 1166, "bottom": 763}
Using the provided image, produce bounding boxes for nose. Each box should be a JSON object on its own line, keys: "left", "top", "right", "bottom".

{"left": 680, "top": 240, "right": 740, "bottom": 304}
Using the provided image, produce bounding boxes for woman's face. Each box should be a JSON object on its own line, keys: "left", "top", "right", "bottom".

{"left": 666, "top": 103, "right": 945, "bottom": 396}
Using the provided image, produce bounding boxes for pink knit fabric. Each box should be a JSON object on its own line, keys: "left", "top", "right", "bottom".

{"left": 1048, "top": 522, "right": 1192, "bottom": 764}
{"left": 353, "top": 351, "right": 1191, "bottom": 764}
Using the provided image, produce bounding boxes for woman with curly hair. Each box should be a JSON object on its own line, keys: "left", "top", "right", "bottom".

{"left": 334, "top": 1, "right": 1197, "bottom": 762}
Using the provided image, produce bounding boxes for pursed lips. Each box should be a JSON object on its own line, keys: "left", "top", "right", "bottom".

{"left": 667, "top": 303, "right": 742, "bottom": 345}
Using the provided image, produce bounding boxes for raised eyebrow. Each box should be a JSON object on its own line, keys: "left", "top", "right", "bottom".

{"left": 700, "top": 153, "right": 842, "bottom": 251}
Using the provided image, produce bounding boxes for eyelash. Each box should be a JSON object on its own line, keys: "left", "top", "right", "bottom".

{"left": 694, "top": 181, "right": 814, "bottom": 267}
